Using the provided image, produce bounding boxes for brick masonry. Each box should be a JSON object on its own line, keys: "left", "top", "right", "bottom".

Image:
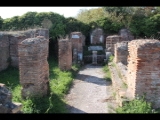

{"left": 0, "top": 29, "right": 49, "bottom": 71}
{"left": 90, "top": 28, "right": 104, "bottom": 44}
{"left": 127, "top": 39, "right": 160, "bottom": 108}
{"left": 18, "top": 36, "right": 49, "bottom": 98}
{"left": 106, "top": 35, "right": 123, "bottom": 55}
{"left": 114, "top": 41, "right": 128, "bottom": 65}
{"left": 70, "top": 32, "right": 83, "bottom": 53}
{"left": 0, "top": 33, "right": 9, "bottom": 71}
{"left": 58, "top": 39, "right": 72, "bottom": 70}
{"left": 9, "top": 33, "right": 27, "bottom": 68}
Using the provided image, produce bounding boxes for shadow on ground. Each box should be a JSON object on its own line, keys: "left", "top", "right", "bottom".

{"left": 76, "top": 74, "right": 111, "bottom": 86}
{"left": 65, "top": 104, "right": 87, "bottom": 113}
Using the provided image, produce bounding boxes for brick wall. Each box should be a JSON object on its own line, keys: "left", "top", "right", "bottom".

{"left": 58, "top": 39, "right": 72, "bottom": 70}
{"left": 9, "top": 33, "right": 27, "bottom": 67}
{"left": 127, "top": 39, "right": 160, "bottom": 108}
{"left": 114, "top": 41, "right": 128, "bottom": 65}
{"left": 70, "top": 32, "right": 83, "bottom": 53}
{"left": 0, "top": 28, "right": 49, "bottom": 70}
{"left": 18, "top": 36, "right": 49, "bottom": 98}
{"left": 0, "top": 33, "right": 9, "bottom": 71}
{"left": 106, "top": 35, "right": 122, "bottom": 55}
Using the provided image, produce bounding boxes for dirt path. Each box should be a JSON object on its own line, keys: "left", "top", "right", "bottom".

{"left": 65, "top": 64, "right": 113, "bottom": 113}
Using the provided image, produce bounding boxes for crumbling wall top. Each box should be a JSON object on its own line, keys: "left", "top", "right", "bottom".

{"left": 128, "top": 39, "right": 160, "bottom": 49}
{"left": 20, "top": 36, "right": 46, "bottom": 45}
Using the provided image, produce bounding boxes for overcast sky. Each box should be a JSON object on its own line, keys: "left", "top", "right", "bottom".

{"left": 0, "top": 7, "right": 100, "bottom": 19}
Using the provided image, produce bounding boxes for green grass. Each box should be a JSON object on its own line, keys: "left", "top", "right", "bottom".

{"left": 0, "top": 57, "right": 80, "bottom": 113}
{"left": 102, "top": 55, "right": 114, "bottom": 81}
{"left": 103, "top": 64, "right": 111, "bottom": 81}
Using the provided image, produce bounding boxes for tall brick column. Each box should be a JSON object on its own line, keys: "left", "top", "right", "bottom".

{"left": 58, "top": 39, "right": 72, "bottom": 70}
{"left": 127, "top": 39, "right": 160, "bottom": 108}
{"left": 114, "top": 42, "right": 128, "bottom": 65}
{"left": 18, "top": 36, "right": 49, "bottom": 98}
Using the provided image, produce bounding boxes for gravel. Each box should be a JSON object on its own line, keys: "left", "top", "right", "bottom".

{"left": 65, "top": 64, "right": 113, "bottom": 113}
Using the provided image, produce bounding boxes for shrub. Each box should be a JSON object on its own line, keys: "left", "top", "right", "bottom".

{"left": 116, "top": 95, "right": 154, "bottom": 113}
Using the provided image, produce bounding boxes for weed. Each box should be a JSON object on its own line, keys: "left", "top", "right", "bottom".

{"left": 103, "top": 64, "right": 111, "bottom": 81}
{"left": 122, "top": 82, "right": 128, "bottom": 89}
{"left": 0, "top": 56, "right": 80, "bottom": 113}
{"left": 115, "top": 95, "right": 154, "bottom": 113}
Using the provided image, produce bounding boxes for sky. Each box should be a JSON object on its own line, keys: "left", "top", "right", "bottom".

{"left": 0, "top": 7, "right": 100, "bottom": 19}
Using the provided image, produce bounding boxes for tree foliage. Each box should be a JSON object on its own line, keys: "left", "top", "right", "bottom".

{"left": 0, "top": 7, "right": 160, "bottom": 40}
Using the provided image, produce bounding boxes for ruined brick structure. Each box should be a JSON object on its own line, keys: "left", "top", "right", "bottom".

{"left": 70, "top": 32, "right": 83, "bottom": 62}
{"left": 119, "top": 28, "right": 134, "bottom": 41}
{"left": 70, "top": 32, "right": 83, "bottom": 53}
{"left": 73, "top": 48, "right": 78, "bottom": 64}
{"left": 0, "top": 28, "right": 49, "bottom": 72}
{"left": 90, "top": 28, "right": 104, "bottom": 44}
{"left": 9, "top": 33, "right": 27, "bottom": 67}
{"left": 18, "top": 36, "right": 49, "bottom": 98}
{"left": 82, "top": 34, "right": 86, "bottom": 46}
{"left": 0, "top": 83, "right": 22, "bottom": 113}
{"left": 114, "top": 41, "right": 128, "bottom": 65}
{"left": 127, "top": 39, "right": 160, "bottom": 108}
{"left": 106, "top": 35, "right": 122, "bottom": 55}
{"left": 58, "top": 39, "right": 72, "bottom": 70}
{"left": 0, "top": 33, "right": 9, "bottom": 71}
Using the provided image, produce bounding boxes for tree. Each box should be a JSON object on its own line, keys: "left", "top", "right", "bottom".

{"left": 76, "top": 7, "right": 108, "bottom": 24}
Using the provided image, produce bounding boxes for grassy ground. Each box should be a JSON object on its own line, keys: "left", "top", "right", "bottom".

{"left": 0, "top": 57, "right": 80, "bottom": 113}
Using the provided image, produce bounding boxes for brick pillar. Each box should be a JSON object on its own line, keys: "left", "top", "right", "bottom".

{"left": 58, "top": 39, "right": 72, "bottom": 70}
{"left": 106, "top": 35, "right": 122, "bottom": 55}
{"left": 0, "top": 33, "right": 9, "bottom": 72}
{"left": 92, "top": 51, "right": 97, "bottom": 65}
{"left": 18, "top": 36, "right": 49, "bottom": 98}
{"left": 70, "top": 32, "right": 83, "bottom": 53}
{"left": 127, "top": 39, "right": 160, "bottom": 108}
{"left": 114, "top": 41, "right": 128, "bottom": 65}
